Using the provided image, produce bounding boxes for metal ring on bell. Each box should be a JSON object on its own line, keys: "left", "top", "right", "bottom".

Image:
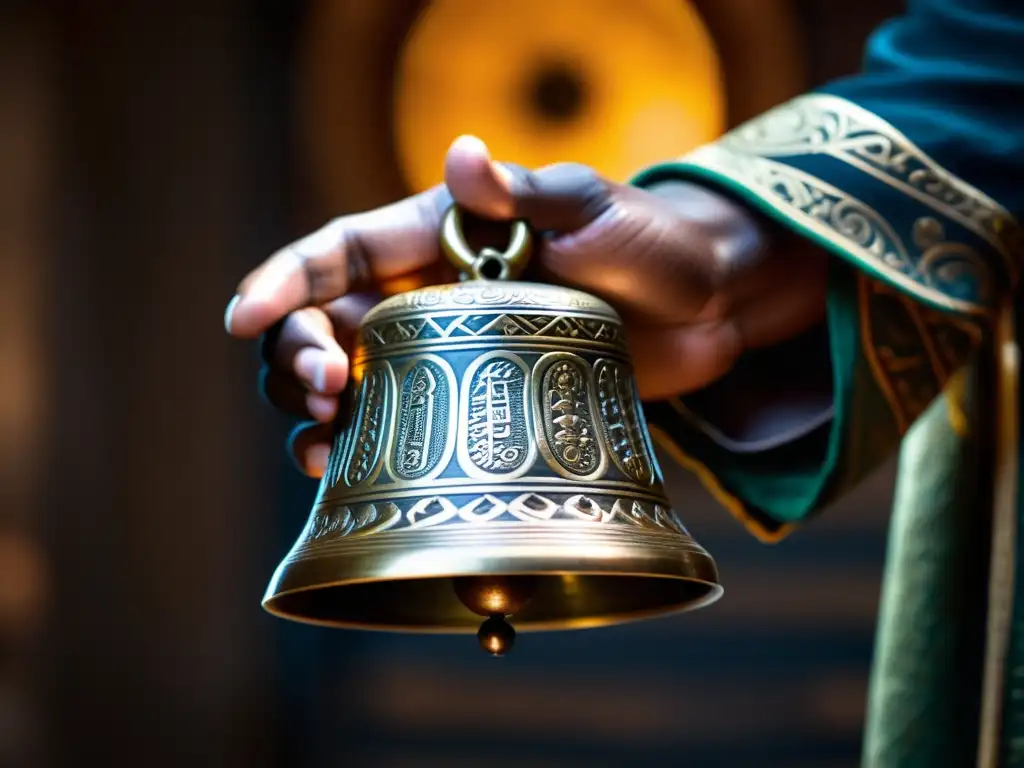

{"left": 440, "top": 205, "right": 533, "bottom": 281}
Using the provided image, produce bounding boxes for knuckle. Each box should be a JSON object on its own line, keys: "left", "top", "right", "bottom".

{"left": 293, "top": 247, "right": 344, "bottom": 303}
{"left": 293, "top": 215, "right": 369, "bottom": 300}
{"left": 338, "top": 226, "right": 373, "bottom": 292}
{"left": 512, "top": 163, "right": 611, "bottom": 231}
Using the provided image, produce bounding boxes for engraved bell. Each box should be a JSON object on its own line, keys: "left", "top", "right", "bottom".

{"left": 263, "top": 206, "right": 722, "bottom": 654}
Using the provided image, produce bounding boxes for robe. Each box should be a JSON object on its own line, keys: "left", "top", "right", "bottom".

{"left": 631, "top": 1, "right": 1024, "bottom": 764}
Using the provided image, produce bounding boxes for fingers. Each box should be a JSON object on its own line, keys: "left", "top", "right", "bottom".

{"left": 321, "top": 293, "right": 380, "bottom": 357}
{"left": 260, "top": 295, "right": 378, "bottom": 424}
{"left": 265, "top": 295, "right": 377, "bottom": 478}
{"left": 228, "top": 134, "right": 613, "bottom": 344}
{"left": 288, "top": 422, "right": 335, "bottom": 478}
{"left": 260, "top": 370, "right": 339, "bottom": 422}
{"left": 445, "top": 135, "right": 613, "bottom": 233}
{"left": 443, "top": 136, "right": 517, "bottom": 219}
{"left": 225, "top": 190, "right": 444, "bottom": 339}
{"left": 262, "top": 307, "right": 349, "bottom": 396}
{"left": 445, "top": 140, "right": 716, "bottom": 324}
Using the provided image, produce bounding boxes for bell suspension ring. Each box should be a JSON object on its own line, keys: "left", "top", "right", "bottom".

{"left": 261, "top": 204, "right": 723, "bottom": 656}
{"left": 440, "top": 204, "right": 533, "bottom": 282}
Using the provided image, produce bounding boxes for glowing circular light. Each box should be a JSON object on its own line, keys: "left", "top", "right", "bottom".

{"left": 393, "top": 0, "right": 727, "bottom": 191}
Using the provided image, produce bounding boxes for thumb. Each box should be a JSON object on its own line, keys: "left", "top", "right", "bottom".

{"left": 444, "top": 135, "right": 612, "bottom": 233}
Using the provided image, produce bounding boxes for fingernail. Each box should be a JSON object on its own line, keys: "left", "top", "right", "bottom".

{"left": 224, "top": 295, "right": 241, "bottom": 333}
{"left": 295, "top": 348, "right": 329, "bottom": 392}
{"left": 306, "top": 443, "right": 331, "bottom": 479}
{"left": 306, "top": 392, "right": 338, "bottom": 422}
{"left": 452, "top": 134, "right": 489, "bottom": 157}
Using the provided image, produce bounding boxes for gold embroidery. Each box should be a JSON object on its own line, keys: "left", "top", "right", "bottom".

{"left": 859, "top": 271, "right": 984, "bottom": 437}
{"left": 913, "top": 216, "right": 996, "bottom": 308}
{"left": 859, "top": 276, "right": 913, "bottom": 434}
{"left": 715, "top": 94, "right": 1021, "bottom": 278}
{"left": 944, "top": 369, "right": 969, "bottom": 439}
{"left": 684, "top": 144, "right": 995, "bottom": 314}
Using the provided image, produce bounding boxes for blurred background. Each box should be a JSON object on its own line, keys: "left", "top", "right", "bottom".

{"left": 0, "top": 0, "right": 906, "bottom": 765}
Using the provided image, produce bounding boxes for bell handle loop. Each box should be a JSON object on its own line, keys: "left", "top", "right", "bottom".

{"left": 440, "top": 205, "right": 532, "bottom": 282}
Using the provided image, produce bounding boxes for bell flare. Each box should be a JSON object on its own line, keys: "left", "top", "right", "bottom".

{"left": 264, "top": 279, "right": 723, "bottom": 635}
{"left": 262, "top": 522, "right": 722, "bottom": 633}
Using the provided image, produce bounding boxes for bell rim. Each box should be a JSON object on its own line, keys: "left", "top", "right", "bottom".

{"left": 262, "top": 579, "right": 724, "bottom": 634}
{"left": 262, "top": 522, "right": 722, "bottom": 633}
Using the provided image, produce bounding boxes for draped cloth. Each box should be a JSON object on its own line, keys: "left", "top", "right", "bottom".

{"left": 631, "top": 2, "right": 1024, "bottom": 764}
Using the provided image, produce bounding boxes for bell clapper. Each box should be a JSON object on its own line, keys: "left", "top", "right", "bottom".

{"left": 452, "top": 575, "right": 538, "bottom": 655}
{"left": 478, "top": 614, "right": 516, "bottom": 656}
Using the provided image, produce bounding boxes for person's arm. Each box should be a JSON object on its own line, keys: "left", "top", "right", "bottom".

{"left": 631, "top": 0, "right": 1024, "bottom": 541}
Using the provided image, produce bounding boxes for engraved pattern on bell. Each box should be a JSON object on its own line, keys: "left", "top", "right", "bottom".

{"left": 263, "top": 279, "right": 721, "bottom": 633}
{"left": 387, "top": 355, "right": 457, "bottom": 482}
{"left": 299, "top": 493, "right": 689, "bottom": 544}
{"left": 339, "top": 361, "right": 394, "bottom": 488}
{"left": 304, "top": 280, "right": 697, "bottom": 541}
{"left": 594, "top": 358, "right": 656, "bottom": 486}
{"left": 459, "top": 352, "right": 533, "bottom": 477}
{"left": 534, "top": 352, "right": 606, "bottom": 480}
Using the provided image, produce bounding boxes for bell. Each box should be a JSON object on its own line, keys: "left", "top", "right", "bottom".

{"left": 263, "top": 205, "right": 723, "bottom": 654}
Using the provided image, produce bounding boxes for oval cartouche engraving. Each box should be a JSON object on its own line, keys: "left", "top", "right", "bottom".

{"left": 388, "top": 355, "right": 456, "bottom": 482}
{"left": 342, "top": 362, "right": 394, "bottom": 487}
{"left": 534, "top": 352, "right": 607, "bottom": 480}
{"left": 319, "top": 383, "right": 361, "bottom": 495}
{"left": 456, "top": 352, "right": 535, "bottom": 480}
{"left": 323, "top": 428, "right": 348, "bottom": 490}
{"left": 594, "top": 359, "right": 655, "bottom": 485}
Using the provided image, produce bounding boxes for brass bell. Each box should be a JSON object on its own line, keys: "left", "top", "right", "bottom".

{"left": 263, "top": 205, "right": 722, "bottom": 654}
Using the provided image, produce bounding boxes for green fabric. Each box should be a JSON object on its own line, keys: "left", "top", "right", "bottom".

{"left": 862, "top": 366, "right": 990, "bottom": 767}
{"left": 640, "top": 263, "right": 861, "bottom": 528}
{"left": 629, "top": 0, "right": 1024, "bottom": 764}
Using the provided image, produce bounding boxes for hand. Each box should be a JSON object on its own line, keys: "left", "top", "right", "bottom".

{"left": 224, "top": 135, "right": 828, "bottom": 477}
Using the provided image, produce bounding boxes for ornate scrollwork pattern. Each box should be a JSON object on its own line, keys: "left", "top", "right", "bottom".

{"left": 680, "top": 144, "right": 997, "bottom": 314}
{"left": 663, "top": 94, "right": 1021, "bottom": 315}
{"left": 296, "top": 491, "right": 689, "bottom": 550}
{"left": 717, "top": 94, "right": 1021, "bottom": 275}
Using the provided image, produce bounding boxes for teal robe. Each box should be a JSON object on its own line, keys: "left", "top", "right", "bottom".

{"left": 631, "top": 1, "right": 1024, "bottom": 765}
